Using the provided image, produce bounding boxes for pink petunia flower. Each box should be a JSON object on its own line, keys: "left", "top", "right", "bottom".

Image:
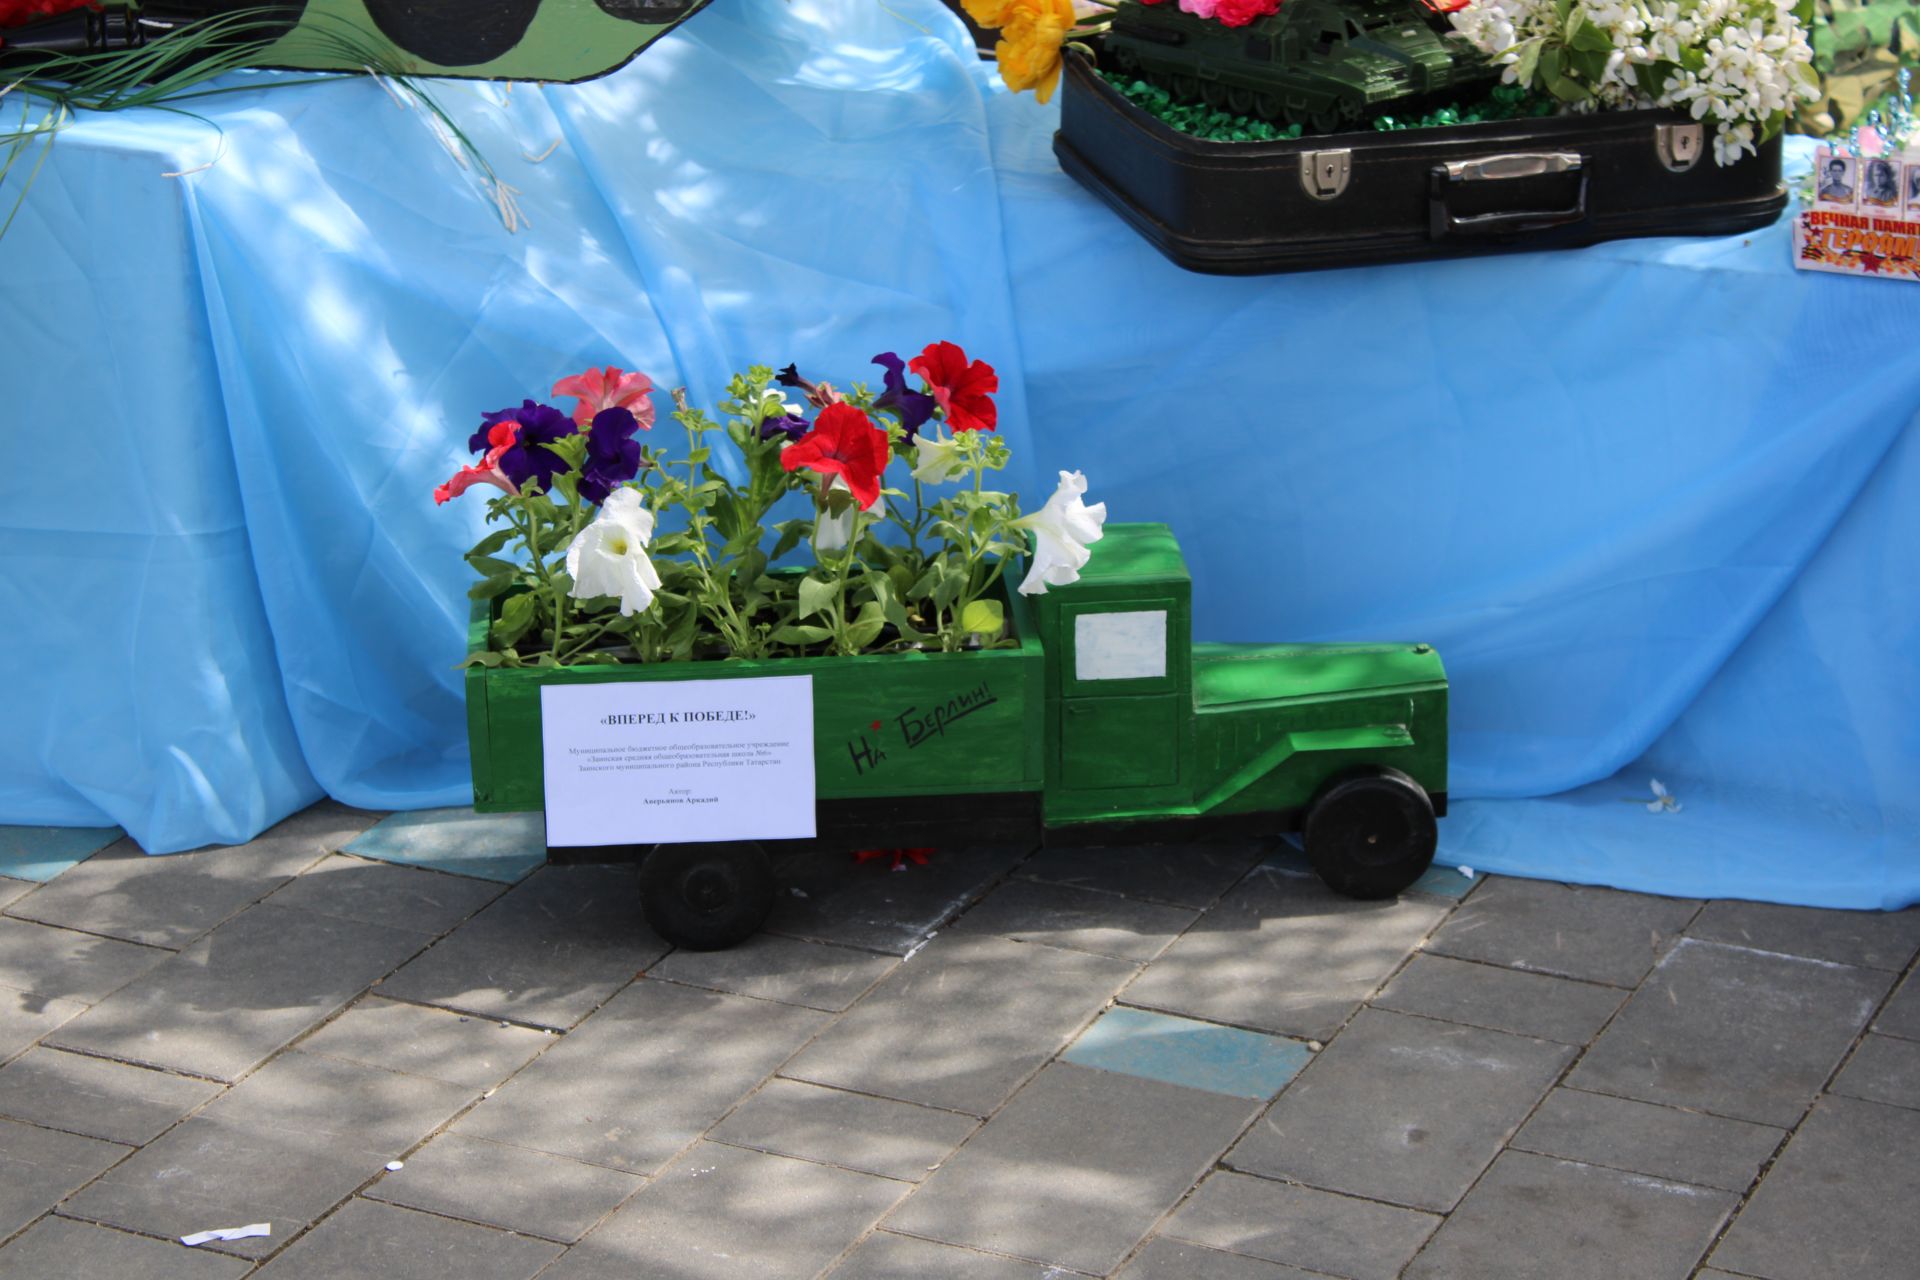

{"left": 551, "top": 365, "right": 656, "bottom": 429}
{"left": 434, "top": 438, "right": 519, "bottom": 504}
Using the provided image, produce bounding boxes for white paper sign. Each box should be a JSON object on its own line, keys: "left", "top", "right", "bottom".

{"left": 540, "top": 675, "right": 815, "bottom": 847}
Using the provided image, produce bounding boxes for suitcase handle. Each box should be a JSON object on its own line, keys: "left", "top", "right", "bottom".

{"left": 1427, "top": 152, "right": 1588, "bottom": 239}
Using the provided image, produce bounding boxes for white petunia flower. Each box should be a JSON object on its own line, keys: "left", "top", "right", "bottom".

{"left": 1011, "top": 470, "right": 1107, "bottom": 596}
{"left": 910, "top": 429, "right": 967, "bottom": 486}
{"left": 814, "top": 477, "right": 884, "bottom": 554}
{"left": 565, "top": 487, "right": 662, "bottom": 616}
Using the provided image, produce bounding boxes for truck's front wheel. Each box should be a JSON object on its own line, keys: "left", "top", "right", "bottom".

{"left": 1303, "top": 768, "right": 1437, "bottom": 900}
{"left": 639, "top": 842, "right": 775, "bottom": 951}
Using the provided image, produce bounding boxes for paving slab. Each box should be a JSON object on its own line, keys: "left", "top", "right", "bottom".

{"left": 1686, "top": 900, "right": 1920, "bottom": 971}
{"left": 767, "top": 843, "right": 1033, "bottom": 954}
{"left": 950, "top": 878, "right": 1199, "bottom": 963}
{"left": 1122, "top": 866, "right": 1449, "bottom": 1042}
{"left": 0, "top": 825, "right": 123, "bottom": 882}
{"left": 1873, "top": 969, "right": 1920, "bottom": 1040}
{"left": 1403, "top": 1151, "right": 1737, "bottom": 1280}
{"left": 0, "top": 1116, "right": 131, "bottom": 1239}
{"left": 197, "top": 1050, "right": 477, "bottom": 1152}
{"left": 826, "top": 1231, "right": 1061, "bottom": 1278}
{"left": 377, "top": 864, "right": 660, "bottom": 1029}
{"left": 1064, "top": 1006, "right": 1311, "bottom": 1100}
{"left": 365, "top": 1132, "right": 644, "bottom": 1243}
{"left": 1828, "top": 1032, "right": 1920, "bottom": 1110}
{"left": 454, "top": 977, "right": 826, "bottom": 1174}
{"left": 1371, "top": 952, "right": 1626, "bottom": 1046}
{"left": 1018, "top": 841, "right": 1269, "bottom": 909}
{"left": 0, "top": 1047, "right": 223, "bottom": 1145}
{"left": 1229, "top": 1007, "right": 1574, "bottom": 1212}
{"left": 253, "top": 1197, "right": 563, "bottom": 1279}
{"left": 1118, "top": 1238, "right": 1339, "bottom": 1280}
{"left": 887, "top": 1062, "right": 1261, "bottom": 1275}
{"left": 61, "top": 1115, "right": 385, "bottom": 1259}
{"left": 1404, "top": 862, "right": 1480, "bottom": 901}
{"left": 0, "top": 985, "right": 86, "bottom": 1063}
{"left": 650, "top": 931, "right": 898, "bottom": 1012}
{"left": 1568, "top": 937, "right": 1890, "bottom": 1126}
{"left": 343, "top": 807, "right": 547, "bottom": 883}
{"left": 1712, "top": 1096, "right": 1920, "bottom": 1280}
{"left": 708, "top": 1077, "right": 978, "bottom": 1182}
{"left": 47, "top": 903, "right": 434, "bottom": 1082}
{"left": 782, "top": 932, "right": 1136, "bottom": 1116}
{"left": 1163, "top": 1169, "right": 1438, "bottom": 1280}
{"left": 296, "top": 995, "right": 554, "bottom": 1088}
{"left": 546, "top": 1140, "right": 908, "bottom": 1279}
{"left": 6, "top": 802, "right": 375, "bottom": 948}
{"left": 0, "top": 1215, "right": 252, "bottom": 1280}
{"left": 1510, "top": 1087, "right": 1784, "bottom": 1192}
{"left": 0, "top": 917, "right": 170, "bottom": 1005}
{"left": 264, "top": 853, "right": 505, "bottom": 936}
{"left": 0, "top": 877, "right": 30, "bottom": 911}
{"left": 1424, "top": 877, "right": 1699, "bottom": 987}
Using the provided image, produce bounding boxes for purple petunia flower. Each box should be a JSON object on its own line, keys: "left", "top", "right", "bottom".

{"left": 487, "top": 400, "right": 578, "bottom": 494}
{"left": 871, "top": 351, "right": 935, "bottom": 441}
{"left": 578, "top": 407, "right": 642, "bottom": 506}
{"left": 469, "top": 405, "right": 520, "bottom": 454}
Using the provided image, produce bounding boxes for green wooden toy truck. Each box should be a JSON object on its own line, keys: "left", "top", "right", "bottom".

{"left": 466, "top": 523, "right": 1448, "bottom": 948}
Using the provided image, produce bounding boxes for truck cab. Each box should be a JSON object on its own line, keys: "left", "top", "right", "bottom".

{"left": 1032, "top": 523, "right": 1447, "bottom": 897}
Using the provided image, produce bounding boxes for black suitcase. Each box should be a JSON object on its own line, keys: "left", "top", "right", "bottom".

{"left": 1052, "top": 45, "right": 1788, "bottom": 274}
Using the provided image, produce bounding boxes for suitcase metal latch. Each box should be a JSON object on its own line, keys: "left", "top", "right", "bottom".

{"left": 1300, "top": 149, "right": 1351, "bottom": 201}
{"left": 1656, "top": 122, "right": 1703, "bottom": 172}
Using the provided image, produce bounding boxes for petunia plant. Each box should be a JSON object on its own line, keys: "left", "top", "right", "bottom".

{"left": 438, "top": 343, "right": 1106, "bottom": 668}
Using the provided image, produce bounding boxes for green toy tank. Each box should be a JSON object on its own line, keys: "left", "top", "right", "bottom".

{"left": 1103, "top": 0, "right": 1498, "bottom": 132}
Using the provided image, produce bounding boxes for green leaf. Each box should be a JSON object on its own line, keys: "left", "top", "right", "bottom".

{"left": 770, "top": 520, "right": 809, "bottom": 562}
{"left": 492, "top": 593, "right": 539, "bottom": 648}
{"left": 931, "top": 560, "right": 967, "bottom": 613}
{"left": 1567, "top": 14, "right": 1613, "bottom": 52}
{"left": 468, "top": 527, "right": 516, "bottom": 558}
{"left": 847, "top": 614, "right": 887, "bottom": 652}
{"left": 1514, "top": 39, "right": 1543, "bottom": 87}
{"left": 467, "top": 573, "right": 516, "bottom": 601}
{"left": 772, "top": 624, "right": 834, "bottom": 645}
{"left": 797, "top": 575, "right": 839, "bottom": 621}
{"left": 457, "top": 650, "right": 504, "bottom": 668}
{"left": 960, "top": 598, "right": 1005, "bottom": 639}
{"left": 464, "top": 554, "right": 521, "bottom": 578}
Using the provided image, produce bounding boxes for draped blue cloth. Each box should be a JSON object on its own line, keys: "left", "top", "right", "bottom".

{"left": 3, "top": 0, "right": 1915, "bottom": 906}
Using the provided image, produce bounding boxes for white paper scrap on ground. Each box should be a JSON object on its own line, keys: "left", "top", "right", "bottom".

{"left": 181, "top": 1224, "right": 270, "bottom": 1246}
{"left": 385, "top": 1160, "right": 404, "bottom": 1171}
{"left": 541, "top": 675, "right": 816, "bottom": 847}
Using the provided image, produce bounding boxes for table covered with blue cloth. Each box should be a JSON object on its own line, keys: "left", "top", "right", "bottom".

{"left": 3, "top": 0, "right": 1915, "bottom": 907}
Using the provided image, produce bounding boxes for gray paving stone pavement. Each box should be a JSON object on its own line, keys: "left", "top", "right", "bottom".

{"left": 886, "top": 1062, "right": 1260, "bottom": 1274}
{"left": 46, "top": 903, "right": 435, "bottom": 1081}
{"left": 708, "top": 1076, "right": 979, "bottom": 1182}
{"left": 1402, "top": 1151, "right": 1738, "bottom": 1280}
{"left": 376, "top": 864, "right": 663, "bottom": 1029}
{"left": 1164, "top": 1170, "right": 1437, "bottom": 1280}
{"left": 650, "top": 930, "right": 899, "bottom": 1011}
{"left": 1509, "top": 1087, "right": 1785, "bottom": 1192}
{"left": 4, "top": 804, "right": 374, "bottom": 948}
{"left": 363, "top": 1131, "right": 644, "bottom": 1243}
{"left": 0, "top": 1047, "right": 223, "bottom": 1145}
{"left": 1229, "top": 1008, "right": 1574, "bottom": 1211}
{"left": 1711, "top": 1095, "right": 1920, "bottom": 1280}
{"left": 251, "top": 1198, "right": 563, "bottom": 1279}
{"left": 1122, "top": 867, "right": 1448, "bottom": 1041}
{"left": 547, "top": 1140, "right": 907, "bottom": 1279}
{"left": 1568, "top": 936, "right": 1890, "bottom": 1125}
{"left": 0, "top": 804, "right": 1916, "bottom": 1278}
{"left": 293, "top": 994, "right": 554, "bottom": 1088}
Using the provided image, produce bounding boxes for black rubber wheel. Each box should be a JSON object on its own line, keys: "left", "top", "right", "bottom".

{"left": 1307, "top": 105, "right": 1343, "bottom": 134}
{"left": 1171, "top": 74, "right": 1200, "bottom": 103}
{"left": 1253, "top": 93, "right": 1283, "bottom": 120}
{"left": 1303, "top": 767, "right": 1437, "bottom": 900}
{"left": 638, "top": 841, "right": 774, "bottom": 950}
{"left": 1227, "top": 86, "right": 1253, "bottom": 114}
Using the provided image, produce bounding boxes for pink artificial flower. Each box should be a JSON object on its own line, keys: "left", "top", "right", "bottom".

{"left": 434, "top": 427, "right": 520, "bottom": 504}
{"left": 1177, "top": 0, "right": 1219, "bottom": 17}
{"left": 1859, "top": 127, "right": 1887, "bottom": 158}
{"left": 551, "top": 365, "right": 656, "bottom": 429}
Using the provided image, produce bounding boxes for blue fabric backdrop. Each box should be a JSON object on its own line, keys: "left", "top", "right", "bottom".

{"left": 2, "top": 0, "right": 1914, "bottom": 906}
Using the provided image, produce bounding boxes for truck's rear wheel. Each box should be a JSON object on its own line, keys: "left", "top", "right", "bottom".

{"left": 1303, "top": 768, "right": 1436, "bottom": 900}
{"left": 639, "top": 841, "right": 774, "bottom": 950}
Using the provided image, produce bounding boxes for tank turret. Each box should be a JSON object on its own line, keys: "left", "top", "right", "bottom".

{"left": 1103, "top": 0, "right": 1498, "bottom": 133}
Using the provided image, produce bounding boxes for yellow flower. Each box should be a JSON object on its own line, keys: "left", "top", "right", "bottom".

{"left": 961, "top": 0, "right": 1012, "bottom": 28}
{"left": 990, "top": 0, "right": 1076, "bottom": 104}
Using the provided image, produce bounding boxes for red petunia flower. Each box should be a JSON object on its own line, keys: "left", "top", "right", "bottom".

{"left": 780, "top": 402, "right": 890, "bottom": 509}
{"left": 908, "top": 341, "right": 999, "bottom": 434}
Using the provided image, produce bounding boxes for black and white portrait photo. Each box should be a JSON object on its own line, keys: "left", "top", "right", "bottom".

{"left": 1817, "top": 149, "right": 1857, "bottom": 205}
{"left": 1861, "top": 156, "right": 1900, "bottom": 207}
